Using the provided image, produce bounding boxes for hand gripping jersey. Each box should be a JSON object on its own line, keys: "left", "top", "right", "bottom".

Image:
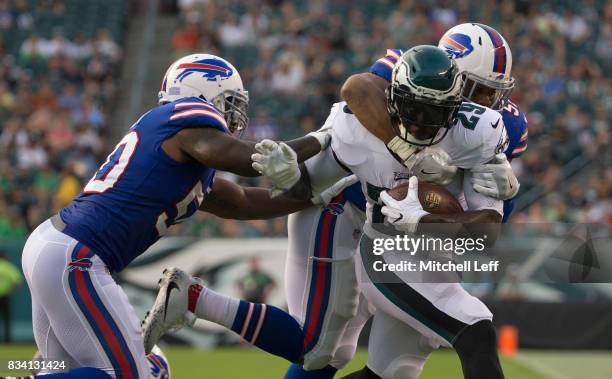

{"left": 60, "top": 97, "right": 227, "bottom": 272}
{"left": 370, "top": 48, "right": 528, "bottom": 222}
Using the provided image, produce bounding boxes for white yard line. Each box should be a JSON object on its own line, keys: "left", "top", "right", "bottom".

{"left": 514, "top": 353, "right": 568, "bottom": 379}
{"left": 514, "top": 351, "right": 612, "bottom": 379}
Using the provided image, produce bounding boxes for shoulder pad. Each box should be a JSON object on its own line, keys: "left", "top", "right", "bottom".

{"left": 330, "top": 102, "right": 373, "bottom": 166}
{"left": 168, "top": 98, "right": 228, "bottom": 132}
{"left": 441, "top": 103, "right": 508, "bottom": 168}
{"left": 369, "top": 48, "right": 403, "bottom": 82}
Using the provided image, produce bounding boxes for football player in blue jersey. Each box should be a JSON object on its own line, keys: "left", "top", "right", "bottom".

{"left": 20, "top": 53, "right": 337, "bottom": 379}
{"left": 5, "top": 368, "right": 112, "bottom": 379}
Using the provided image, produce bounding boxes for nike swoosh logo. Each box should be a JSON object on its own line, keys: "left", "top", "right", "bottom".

{"left": 491, "top": 119, "right": 500, "bottom": 129}
{"left": 163, "top": 281, "right": 179, "bottom": 321}
{"left": 508, "top": 178, "right": 513, "bottom": 189}
{"left": 420, "top": 169, "right": 436, "bottom": 175}
{"left": 394, "top": 214, "right": 403, "bottom": 223}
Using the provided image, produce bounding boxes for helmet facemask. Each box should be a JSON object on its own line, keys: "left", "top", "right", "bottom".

{"left": 387, "top": 84, "right": 462, "bottom": 147}
{"left": 461, "top": 71, "right": 514, "bottom": 110}
{"left": 211, "top": 89, "right": 249, "bottom": 135}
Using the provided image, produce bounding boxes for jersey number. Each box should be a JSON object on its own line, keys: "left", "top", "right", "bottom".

{"left": 84, "top": 129, "right": 205, "bottom": 237}
{"left": 155, "top": 181, "right": 204, "bottom": 236}
{"left": 503, "top": 100, "right": 520, "bottom": 117}
{"left": 457, "top": 103, "right": 486, "bottom": 130}
{"left": 84, "top": 131, "right": 139, "bottom": 193}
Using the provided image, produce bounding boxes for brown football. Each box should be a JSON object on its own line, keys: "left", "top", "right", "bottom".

{"left": 387, "top": 181, "right": 463, "bottom": 214}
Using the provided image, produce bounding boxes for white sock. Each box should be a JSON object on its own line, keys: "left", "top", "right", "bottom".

{"left": 189, "top": 284, "right": 240, "bottom": 329}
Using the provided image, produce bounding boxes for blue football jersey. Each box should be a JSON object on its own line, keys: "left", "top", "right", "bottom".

{"left": 60, "top": 97, "right": 228, "bottom": 272}
{"left": 500, "top": 99, "right": 528, "bottom": 160}
{"left": 368, "top": 48, "right": 529, "bottom": 222}
{"left": 499, "top": 99, "right": 528, "bottom": 222}
{"left": 344, "top": 182, "right": 366, "bottom": 212}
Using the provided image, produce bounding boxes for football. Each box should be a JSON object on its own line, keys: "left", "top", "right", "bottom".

{"left": 386, "top": 181, "right": 464, "bottom": 214}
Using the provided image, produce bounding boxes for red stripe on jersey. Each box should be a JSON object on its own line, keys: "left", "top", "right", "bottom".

{"left": 174, "top": 102, "right": 221, "bottom": 115}
{"left": 170, "top": 109, "right": 227, "bottom": 129}
{"left": 377, "top": 57, "right": 395, "bottom": 69}
{"left": 512, "top": 145, "right": 527, "bottom": 155}
{"left": 386, "top": 49, "right": 401, "bottom": 59}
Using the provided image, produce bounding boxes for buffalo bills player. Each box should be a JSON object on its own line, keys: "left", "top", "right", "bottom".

{"left": 7, "top": 346, "right": 168, "bottom": 379}
{"left": 21, "top": 54, "right": 331, "bottom": 378}
{"left": 5, "top": 368, "right": 111, "bottom": 379}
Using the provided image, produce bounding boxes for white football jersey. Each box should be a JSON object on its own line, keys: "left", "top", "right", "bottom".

{"left": 308, "top": 101, "right": 506, "bottom": 222}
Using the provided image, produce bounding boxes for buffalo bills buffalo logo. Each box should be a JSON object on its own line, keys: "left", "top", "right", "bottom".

{"left": 326, "top": 202, "right": 345, "bottom": 215}
{"left": 67, "top": 258, "right": 93, "bottom": 272}
{"left": 176, "top": 58, "right": 234, "bottom": 82}
{"left": 440, "top": 33, "right": 474, "bottom": 59}
{"left": 147, "top": 353, "right": 170, "bottom": 379}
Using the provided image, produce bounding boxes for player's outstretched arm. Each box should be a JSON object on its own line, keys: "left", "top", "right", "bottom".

{"left": 341, "top": 73, "right": 395, "bottom": 143}
{"left": 173, "top": 128, "right": 324, "bottom": 177}
{"left": 200, "top": 177, "right": 312, "bottom": 219}
{"left": 341, "top": 73, "right": 437, "bottom": 170}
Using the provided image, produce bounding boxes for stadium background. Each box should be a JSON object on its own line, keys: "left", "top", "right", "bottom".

{"left": 0, "top": 0, "right": 611, "bottom": 378}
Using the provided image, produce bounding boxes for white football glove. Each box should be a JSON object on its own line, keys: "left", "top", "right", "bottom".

{"left": 411, "top": 147, "right": 458, "bottom": 186}
{"left": 471, "top": 153, "right": 520, "bottom": 200}
{"left": 379, "top": 177, "right": 429, "bottom": 234}
{"left": 307, "top": 122, "right": 332, "bottom": 150}
{"left": 251, "top": 139, "right": 300, "bottom": 197}
{"left": 312, "top": 175, "right": 359, "bottom": 206}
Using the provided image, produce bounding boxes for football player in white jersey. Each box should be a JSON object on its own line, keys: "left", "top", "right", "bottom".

{"left": 258, "top": 46, "right": 507, "bottom": 379}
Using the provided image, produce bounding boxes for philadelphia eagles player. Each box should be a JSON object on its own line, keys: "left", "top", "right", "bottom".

{"left": 292, "top": 46, "right": 506, "bottom": 379}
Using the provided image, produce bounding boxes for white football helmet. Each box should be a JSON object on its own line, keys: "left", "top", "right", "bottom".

{"left": 438, "top": 23, "right": 514, "bottom": 110}
{"left": 159, "top": 54, "right": 249, "bottom": 133}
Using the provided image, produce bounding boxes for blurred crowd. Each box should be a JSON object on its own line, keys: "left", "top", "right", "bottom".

{"left": 0, "top": 0, "right": 124, "bottom": 238}
{"left": 0, "top": 0, "right": 610, "bottom": 240}
{"left": 170, "top": 0, "right": 611, "bottom": 237}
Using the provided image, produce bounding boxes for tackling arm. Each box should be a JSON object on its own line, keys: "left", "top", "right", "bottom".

{"left": 200, "top": 177, "right": 312, "bottom": 219}
{"left": 175, "top": 128, "right": 324, "bottom": 177}
{"left": 341, "top": 73, "right": 456, "bottom": 182}
{"left": 341, "top": 73, "right": 395, "bottom": 143}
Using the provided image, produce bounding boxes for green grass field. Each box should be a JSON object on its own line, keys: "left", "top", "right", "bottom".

{"left": 2, "top": 344, "right": 611, "bottom": 378}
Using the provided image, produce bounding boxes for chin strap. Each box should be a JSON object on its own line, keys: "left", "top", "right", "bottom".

{"left": 386, "top": 136, "right": 422, "bottom": 170}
